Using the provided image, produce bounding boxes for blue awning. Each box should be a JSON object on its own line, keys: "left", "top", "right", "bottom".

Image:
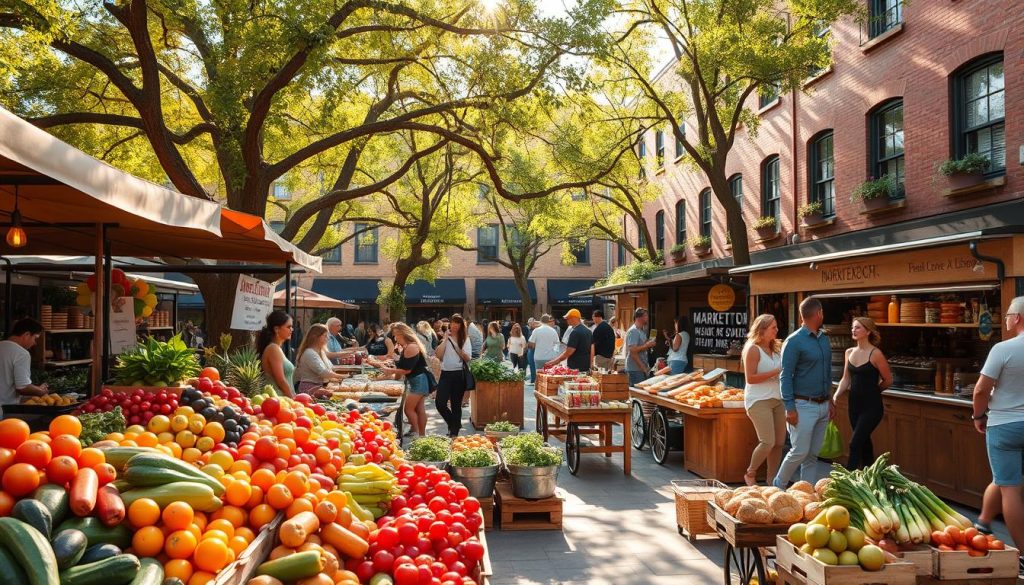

{"left": 405, "top": 279, "right": 466, "bottom": 305}
{"left": 476, "top": 279, "right": 537, "bottom": 305}
{"left": 312, "top": 278, "right": 381, "bottom": 304}
{"left": 176, "top": 293, "right": 205, "bottom": 308}
{"left": 548, "top": 279, "right": 601, "bottom": 306}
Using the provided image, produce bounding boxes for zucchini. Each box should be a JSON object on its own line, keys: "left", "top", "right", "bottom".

{"left": 122, "top": 466, "right": 225, "bottom": 496}
{"left": 57, "top": 517, "right": 132, "bottom": 549}
{"left": 0, "top": 545, "right": 28, "bottom": 584}
{"left": 129, "top": 558, "right": 163, "bottom": 585}
{"left": 60, "top": 554, "right": 140, "bottom": 585}
{"left": 119, "top": 482, "right": 222, "bottom": 513}
{"left": 78, "top": 544, "right": 122, "bottom": 565}
{"left": 12, "top": 498, "right": 53, "bottom": 539}
{"left": 96, "top": 447, "right": 157, "bottom": 471}
{"left": 0, "top": 517, "right": 60, "bottom": 585}
{"left": 51, "top": 529, "right": 89, "bottom": 571}
{"left": 125, "top": 453, "right": 225, "bottom": 495}
{"left": 255, "top": 550, "right": 324, "bottom": 581}
{"left": 33, "top": 483, "right": 70, "bottom": 525}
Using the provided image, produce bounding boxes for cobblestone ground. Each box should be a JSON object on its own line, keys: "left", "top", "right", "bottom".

{"left": 419, "top": 385, "right": 1011, "bottom": 585}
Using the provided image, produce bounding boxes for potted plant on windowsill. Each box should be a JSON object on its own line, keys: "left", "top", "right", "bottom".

{"left": 753, "top": 216, "right": 778, "bottom": 239}
{"left": 669, "top": 243, "right": 687, "bottom": 264}
{"left": 851, "top": 174, "right": 898, "bottom": 211}
{"left": 687, "top": 235, "right": 712, "bottom": 256}
{"left": 798, "top": 201, "right": 825, "bottom": 226}
{"left": 939, "top": 153, "right": 991, "bottom": 191}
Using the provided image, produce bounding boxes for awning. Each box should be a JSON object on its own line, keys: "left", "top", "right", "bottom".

{"left": 476, "top": 279, "right": 537, "bottom": 305}
{"left": 568, "top": 267, "right": 736, "bottom": 298}
{"left": 176, "top": 294, "right": 205, "bottom": 309}
{"left": 273, "top": 286, "right": 357, "bottom": 309}
{"left": 311, "top": 279, "right": 381, "bottom": 305}
{"left": 548, "top": 279, "right": 602, "bottom": 305}
{"left": 406, "top": 279, "right": 466, "bottom": 305}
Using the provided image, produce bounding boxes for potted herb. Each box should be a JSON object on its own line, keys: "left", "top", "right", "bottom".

{"left": 500, "top": 432, "right": 562, "bottom": 499}
{"left": 406, "top": 435, "right": 451, "bottom": 469}
{"left": 798, "top": 201, "right": 825, "bottom": 226}
{"left": 753, "top": 216, "right": 778, "bottom": 239}
{"left": 687, "top": 235, "right": 712, "bottom": 256}
{"left": 484, "top": 420, "right": 519, "bottom": 443}
{"left": 112, "top": 333, "right": 200, "bottom": 388}
{"left": 669, "top": 243, "right": 686, "bottom": 264}
{"left": 939, "top": 153, "right": 991, "bottom": 190}
{"left": 851, "top": 175, "right": 898, "bottom": 210}
{"left": 449, "top": 447, "right": 500, "bottom": 498}
{"left": 468, "top": 360, "right": 525, "bottom": 430}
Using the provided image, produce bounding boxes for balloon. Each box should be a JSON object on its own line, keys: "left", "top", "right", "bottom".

{"left": 77, "top": 293, "right": 91, "bottom": 307}
{"left": 143, "top": 293, "right": 157, "bottom": 307}
{"left": 134, "top": 298, "right": 146, "bottom": 317}
{"left": 141, "top": 305, "right": 153, "bottom": 317}
{"left": 76, "top": 282, "right": 90, "bottom": 296}
{"left": 111, "top": 283, "right": 125, "bottom": 298}
{"left": 85, "top": 275, "right": 96, "bottom": 291}
{"left": 134, "top": 279, "right": 149, "bottom": 297}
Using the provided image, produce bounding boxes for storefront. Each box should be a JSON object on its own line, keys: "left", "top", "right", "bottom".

{"left": 404, "top": 279, "right": 466, "bottom": 323}
{"left": 548, "top": 279, "right": 603, "bottom": 321}
{"left": 311, "top": 278, "right": 380, "bottom": 325}
{"left": 475, "top": 279, "right": 536, "bottom": 323}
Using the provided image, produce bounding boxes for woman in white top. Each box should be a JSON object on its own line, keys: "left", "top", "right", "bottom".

{"left": 434, "top": 314, "right": 474, "bottom": 437}
{"left": 664, "top": 316, "right": 691, "bottom": 374}
{"left": 294, "top": 324, "right": 347, "bottom": 396}
{"left": 742, "top": 314, "right": 784, "bottom": 486}
{"left": 506, "top": 324, "right": 527, "bottom": 371}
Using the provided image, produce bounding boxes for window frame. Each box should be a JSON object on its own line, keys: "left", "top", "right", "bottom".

{"left": 271, "top": 182, "right": 291, "bottom": 201}
{"left": 869, "top": 0, "right": 903, "bottom": 39}
{"left": 700, "top": 189, "right": 713, "bottom": 238}
{"left": 729, "top": 174, "right": 744, "bottom": 210}
{"left": 675, "top": 200, "right": 686, "bottom": 247}
{"left": 321, "top": 244, "right": 342, "bottom": 264}
{"left": 353, "top": 223, "right": 378, "bottom": 264}
{"left": 655, "top": 130, "right": 665, "bottom": 167}
{"left": 476, "top": 224, "right": 499, "bottom": 264}
{"left": 567, "top": 237, "right": 590, "bottom": 265}
{"left": 761, "top": 156, "right": 781, "bottom": 228}
{"left": 758, "top": 84, "right": 780, "bottom": 109}
{"left": 655, "top": 210, "right": 665, "bottom": 254}
{"left": 675, "top": 123, "right": 686, "bottom": 159}
{"left": 870, "top": 99, "right": 905, "bottom": 198}
{"left": 809, "top": 131, "right": 836, "bottom": 217}
{"left": 952, "top": 54, "right": 1006, "bottom": 175}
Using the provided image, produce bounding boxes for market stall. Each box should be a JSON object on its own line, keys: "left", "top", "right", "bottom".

{"left": 534, "top": 390, "right": 631, "bottom": 476}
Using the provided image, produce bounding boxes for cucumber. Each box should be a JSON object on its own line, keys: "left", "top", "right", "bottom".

{"left": 122, "top": 466, "right": 225, "bottom": 496}
{"left": 57, "top": 517, "right": 132, "bottom": 549}
{"left": 129, "top": 558, "right": 163, "bottom": 585}
{"left": 51, "top": 529, "right": 88, "bottom": 570}
{"left": 33, "top": 483, "right": 71, "bottom": 525}
{"left": 256, "top": 550, "right": 324, "bottom": 581}
{"left": 0, "top": 517, "right": 60, "bottom": 585}
{"left": 125, "top": 453, "right": 225, "bottom": 495}
{"left": 78, "top": 544, "right": 122, "bottom": 565}
{"left": 0, "top": 545, "right": 28, "bottom": 584}
{"left": 60, "top": 554, "right": 140, "bottom": 585}
{"left": 119, "top": 482, "right": 222, "bottom": 512}
{"left": 12, "top": 498, "right": 53, "bottom": 539}
{"left": 96, "top": 447, "right": 157, "bottom": 470}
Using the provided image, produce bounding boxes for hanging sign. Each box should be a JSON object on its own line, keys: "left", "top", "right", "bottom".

{"left": 230, "top": 276, "right": 274, "bottom": 331}
{"left": 708, "top": 284, "right": 736, "bottom": 312}
{"left": 689, "top": 307, "right": 749, "bottom": 354}
{"left": 109, "top": 302, "right": 138, "bottom": 355}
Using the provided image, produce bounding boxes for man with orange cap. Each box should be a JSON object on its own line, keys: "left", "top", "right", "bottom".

{"left": 548, "top": 308, "right": 593, "bottom": 372}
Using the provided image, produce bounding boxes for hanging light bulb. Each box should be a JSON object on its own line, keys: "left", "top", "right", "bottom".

{"left": 6, "top": 186, "right": 27, "bottom": 248}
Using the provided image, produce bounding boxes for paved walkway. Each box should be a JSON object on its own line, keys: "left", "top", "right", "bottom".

{"left": 420, "top": 384, "right": 1011, "bottom": 585}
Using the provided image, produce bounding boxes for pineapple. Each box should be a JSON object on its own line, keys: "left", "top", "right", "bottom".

{"left": 226, "top": 346, "right": 265, "bottom": 397}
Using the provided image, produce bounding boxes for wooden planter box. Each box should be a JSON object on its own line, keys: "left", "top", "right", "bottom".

{"left": 861, "top": 196, "right": 892, "bottom": 211}
{"left": 802, "top": 212, "right": 825, "bottom": 226}
{"left": 946, "top": 173, "right": 986, "bottom": 191}
{"left": 470, "top": 380, "right": 525, "bottom": 430}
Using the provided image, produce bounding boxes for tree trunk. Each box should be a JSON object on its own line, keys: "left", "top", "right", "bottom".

{"left": 511, "top": 269, "right": 536, "bottom": 323}
{"left": 710, "top": 173, "right": 752, "bottom": 266}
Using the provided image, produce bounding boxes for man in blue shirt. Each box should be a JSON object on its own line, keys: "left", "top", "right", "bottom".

{"left": 774, "top": 297, "right": 835, "bottom": 488}
{"left": 325, "top": 317, "right": 357, "bottom": 365}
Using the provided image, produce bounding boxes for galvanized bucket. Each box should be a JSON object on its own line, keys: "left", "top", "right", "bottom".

{"left": 415, "top": 460, "right": 448, "bottom": 470}
{"left": 450, "top": 464, "right": 500, "bottom": 499}
{"left": 485, "top": 430, "right": 518, "bottom": 445}
{"left": 507, "top": 463, "right": 560, "bottom": 499}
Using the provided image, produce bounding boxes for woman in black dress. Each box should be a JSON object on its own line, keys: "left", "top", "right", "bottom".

{"left": 833, "top": 317, "right": 893, "bottom": 470}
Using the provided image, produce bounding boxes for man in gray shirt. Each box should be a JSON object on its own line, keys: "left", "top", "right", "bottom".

{"left": 624, "top": 308, "right": 657, "bottom": 386}
{"left": 467, "top": 320, "right": 483, "bottom": 359}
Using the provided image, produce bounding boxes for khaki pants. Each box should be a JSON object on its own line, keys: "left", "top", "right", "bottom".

{"left": 593, "top": 355, "right": 616, "bottom": 372}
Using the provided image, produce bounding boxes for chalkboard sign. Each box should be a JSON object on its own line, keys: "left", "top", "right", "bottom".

{"left": 689, "top": 307, "right": 749, "bottom": 354}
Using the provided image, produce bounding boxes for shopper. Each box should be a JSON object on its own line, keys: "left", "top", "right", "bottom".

{"left": 833, "top": 317, "right": 892, "bottom": 470}
{"left": 610, "top": 316, "right": 625, "bottom": 360}
{"left": 625, "top": 308, "right": 657, "bottom": 386}
{"left": 354, "top": 321, "right": 368, "bottom": 346}
{"left": 591, "top": 310, "right": 616, "bottom": 372}
{"left": 325, "top": 317, "right": 357, "bottom": 365}
{"left": 294, "top": 324, "right": 347, "bottom": 395}
{"left": 972, "top": 295, "right": 1024, "bottom": 549}
{"left": 742, "top": 315, "right": 784, "bottom": 486}
{"left": 415, "top": 321, "right": 438, "bottom": 354}
{"left": 664, "top": 316, "right": 691, "bottom": 374}
{"left": 0, "top": 318, "right": 49, "bottom": 417}
{"left": 365, "top": 324, "right": 393, "bottom": 357}
{"left": 548, "top": 309, "right": 592, "bottom": 372}
{"left": 774, "top": 297, "right": 834, "bottom": 488}
{"left": 483, "top": 322, "right": 505, "bottom": 361}
{"left": 434, "top": 314, "right": 474, "bottom": 437}
{"left": 380, "top": 323, "right": 432, "bottom": 438}
{"left": 528, "top": 314, "right": 560, "bottom": 375}
{"left": 259, "top": 310, "right": 296, "bottom": 398}
{"left": 507, "top": 324, "right": 527, "bottom": 370}
{"left": 467, "top": 320, "right": 483, "bottom": 359}
{"left": 525, "top": 318, "right": 538, "bottom": 381}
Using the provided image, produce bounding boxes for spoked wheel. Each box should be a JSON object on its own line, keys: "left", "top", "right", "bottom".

{"left": 535, "top": 402, "right": 547, "bottom": 437}
{"left": 630, "top": 400, "right": 646, "bottom": 450}
{"left": 565, "top": 423, "right": 581, "bottom": 475}
{"left": 722, "top": 544, "right": 766, "bottom": 585}
{"left": 651, "top": 408, "right": 670, "bottom": 465}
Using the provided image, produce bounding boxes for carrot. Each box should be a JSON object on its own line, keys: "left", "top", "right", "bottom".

{"left": 95, "top": 484, "right": 125, "bottom": 526}
{"left": 320, "top": 522, "right": 368, "bottom": 559}
{"left": 70, "top": 467, "right": 99, "bottom": 516}
{"left": 280, "top": 511, "right": 321, "bottom": 548}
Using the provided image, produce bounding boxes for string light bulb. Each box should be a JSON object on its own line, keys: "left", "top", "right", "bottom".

{"left": 6, "top": 186, "right": 26, "bottom": 248}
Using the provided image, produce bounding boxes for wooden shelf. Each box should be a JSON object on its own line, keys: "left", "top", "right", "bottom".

{"left": 47, "top": 359, "right": 93, "bottom": 367}
{"left": 147, "top": 326, "right": 174, "bottom": 330}
{"left": 47, "top": 328, "right": 93, "bottom": 334}
{"left": 876, "top": 322, "right": 1000, "bottom": 329}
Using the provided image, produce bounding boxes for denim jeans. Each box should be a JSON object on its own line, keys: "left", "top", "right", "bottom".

{"left": 773, "top": 399, "right": 830, "bottom": 488}
{"left": 987, "top": 420, "right": 1024, "bottom": 486}
{"left": 527, "top": 348, "right": 536, "bottom": 383}
{"left": 627, "top": 370, "right": 647, "bottom": 386}
{"left": 669, "top": 360, "right": 688, "bottom": 375}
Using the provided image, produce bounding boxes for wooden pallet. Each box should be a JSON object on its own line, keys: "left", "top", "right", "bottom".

{"left": 495, "top": 482, "right": 563, "bottom": 531}
{"left": 479, "top": 496, "right": 494, "bottom": 530}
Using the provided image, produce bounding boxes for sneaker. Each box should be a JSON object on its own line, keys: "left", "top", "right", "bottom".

{"left": 973, "top": 522, "right": 993, "bottom": 535}
{"left": 403, "top": 429, "right": 415, "bottom": 437}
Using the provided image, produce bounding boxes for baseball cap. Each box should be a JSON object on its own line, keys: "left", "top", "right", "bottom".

{"left": 563, "top": 308, "right": 581, "bottom": 319}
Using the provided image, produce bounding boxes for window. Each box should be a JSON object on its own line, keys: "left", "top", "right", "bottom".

{"left": 568, "top": 238, "right": 589, "bottom": 265}
{"left": 675, "top": 200, "right": 686, "bottom": 246}
{"left": 655, "top": 211, "right": 665, "bottom": 253}
{"left": 810, "top": 131, "right": 836, "bottom": 216}
{"left": 759, "top": 84, "right": 779, "bottom": 109}
{"left": 272, "top": 182, "right": 291, "bottom": 201}
{"left": 872, "top": 99, "right": 905, "bottom": 197}
{"left": 675, "top": 123, "right": 685, "bottom": 158}
{"left": 954, "top": 55, "right": 1005, "bottom": 172}
{"left": 637, "top": 223, "right": 647, "bottom": 250}
{"left": 761, "top": 156, "right": 781, "bottom": 227}
{"left": 354, "top": 223, "right": 378, "bottom": 263}
{"left": 730, "top": 174, "right": 743, "bottom": 209}
{"left": 638, "top": 138, "right": 646, "bottom": 159}
{"left": 700, "top": 189, "right": 712, "bottom": 238}
{"left": 617, "top": 241, "right": 625, "bottom": 265}
{"left": 269, "top": 221, "right": 285, "bottom": 234}
{"left": 322, "top": 245, "right": 341, "bottom": 264}
{"left": 869, "top": 0, "right": 902, "bottom": 38}
{"left": 808, "top": 22, "right": 830, "bottom": 78}
{"left": 477, "top": 224, "right": 499, "bottom": 263}
{"left": 655, "top": 130, "right": 665, "bottom": 167}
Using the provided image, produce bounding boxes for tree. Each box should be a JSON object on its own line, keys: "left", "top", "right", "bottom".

{"left": 608, "top": 0, "right": 859, "bottom": 265}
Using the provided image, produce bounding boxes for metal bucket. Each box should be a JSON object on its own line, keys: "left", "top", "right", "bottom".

{"left": 485, "top": 430, "right": 517, "bottom": 445}
{"left": 450, "top": 464, "right": 500, "bottom": 499}
{"left": 414, "top": 460, "right": 448, "bottom": 470}
{"left": 507, "top": 464, "right": 560, "bottom": 499}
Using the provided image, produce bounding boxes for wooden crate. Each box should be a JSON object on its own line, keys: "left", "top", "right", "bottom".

{"left": 895, "top": 545, "right": 936, "bottom": 577}
{"left": 931, "top": 547, "right": 1021, "bottom": 581}
{"left": 495, "top": 482, "right": 563, "bottom": 531}
{"left": 705, "top": 502, "right": 790, "bottom": 548}
{"left": 594, "top": 372, "right": 629, "bottom": 400}
{"left": 213, "top": 513, "right": 285, "bottom": 584}
{"left": 536, "top": 374, "right": 573, "bottom": 396}
{"left": 479, "top": 496, "right": 494, "bottom": 530}
{"left": 916, "top": 577, "right": 1019, "bottom": 585}
{"left": 672, "top": 479, "right": 726, "bottom": 542}
{"left": 775, "top": 535, "right": 916, "bottom": 585}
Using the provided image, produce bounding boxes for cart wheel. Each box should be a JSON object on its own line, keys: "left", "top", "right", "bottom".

{"left": 722, "top": 544, "right": 767, "bottom": 585}
{"left": 565, "top": 423, "right": 581, "bottom": 475}
{"left": 630, "top": 400, "right": 646, "bottom": 450}
{"left": 651, "top": 408, "right": 670, "bottom": 465}
{"left": 535, "top": 402, "right": 546, "bottom": 437}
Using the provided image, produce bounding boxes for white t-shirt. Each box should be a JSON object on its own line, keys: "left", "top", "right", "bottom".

{"left": 440, "top": 337, "right": 473, "bottom": 372}
{"left": 979, "top": 334, "right": 1024, "bottom": 427}
{"left": 507, "top": 336, "right": 526, "bottom": 356}
{"left": 0, "top": 340, "right": 32, "bottom": 413}
{"left": 529, "top": 325, "right": 560, "bottom": 361}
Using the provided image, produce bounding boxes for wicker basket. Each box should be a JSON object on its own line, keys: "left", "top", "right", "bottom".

{"left": 672, "top": 479, "right": 727, "bottom": 541}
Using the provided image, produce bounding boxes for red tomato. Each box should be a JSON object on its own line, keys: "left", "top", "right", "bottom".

{"left": 394, "top": 563, "right": 420, "bottom": 585}
{"left": 373, "top": 550, "right": 396, "bottom": 573}
{"left": 398, "top": 523, "right": 419, "bottom": 546}
{"left": 377, "top": 527, "right": 400, "bottom": 549}
{"left": 989, "top": 539, "right": 1006, "bottom": 550}
{"left": 971, "top": 534, "right": 989, "bottom": 551}
{"left": 462, "top": 540, "right": 484, "bottom": 563}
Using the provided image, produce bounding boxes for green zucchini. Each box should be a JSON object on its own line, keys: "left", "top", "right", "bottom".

{"left": 129, "top": 558, "right": 163, "bottom": 585}
{"left": 125, "top": 453, "right": 225, "bottom": 495}
{"left": 56, "top": 517, "right": 132, "bottom": 549}
{"left": 59, "top": 554, "right": 140, "bottom": 585}
{"left": 0, "top": 545, "right": 28, "bottom": 584}
{"left": 96, "top": 447, "right": 157, "bottom": 470}
{"left": 32, "top": 483, "right": 70, "bottom": 525}
{"left": 119, "top": 482, "right": 222, "bottom": 512}
{"left": 78, "top": 544, "right": 121, "bottom": 565}
{"left": 255, "top": 550, "right": 324, "bottom": 581}
{"left": 12, "top": 498, "right": 53, "bottom": 539}
{"left": 122, "top": 466, "right": 225, "bottom": 496}
{"left": 51, "top": 529, "right": 88, "bottom": 571}
{"left": 0, "top": 517, "right": 60, "bottom": 585}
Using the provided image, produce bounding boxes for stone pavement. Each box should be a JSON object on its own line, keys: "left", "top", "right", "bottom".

{"left": 419, "top": 384, "right": 1011, "bottom": 585}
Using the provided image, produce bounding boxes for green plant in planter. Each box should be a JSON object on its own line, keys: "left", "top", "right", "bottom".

{"left": 503, "top": 437, "right": 563, "bottom": 467}
{"left": 798, "top": 201, "right": 824, "bottom": 218}
{"left": 850, "top": 174, "right": 898, "bottom": 202}
{"left": 485, "top": 421, "right": 518, "bottom": 433}
{"left": 450, "top": 448, "right": 497, "bottom": 468}
{"left": 669, "top": 243, "right": 686, "bottom": 256}
{"left": 113, "top": 333, "right": 200, "bottom": 386}
{"left": 939, "top": 152, "right": 991, "bottom": 176}
{"left": 753, "top": 216, "right": 777, "bottom": 230}
{"left": 687, "top": 235, "right": 711, "bottom": 250}
{"left": 406, "top": 435, "right": 451, "bottom": 461}
{"left": 469, "top": 359, "right": 525, "bottom": 382}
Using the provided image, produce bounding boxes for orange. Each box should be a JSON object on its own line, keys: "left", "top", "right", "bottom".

{"left": 128, "top": 498, "right": 161, "bottom": 528}
{"left": 164, "top": 529, "right": 198, "bottom": 559}
{"left": 273, "top": 425, "right": 293, "bottom": 440}
{"left": 186, "top": 523, "right": 203, "bottom": 542}
{"left": 222, "top": 480, "right": 251, "bottom": 508}
{"left": 235, "top": 527, "right": 255, "bottom": 542}
{"left": 283, "top": 471, "right": 308, "bottom": 498}
{"left": 193, "top": 538, "right": 231, "bottom": 572}
{"left": 132, "top": 526, "right": 165, "bottom": 557}
{"left": 202, "top": 422, "right": 225, "bottom": 443}
{"left": 50, "top": 434, "right": 82, "bottom": 459}
{"left": 293, "top": 426, "right": 311, "bottom": 446}
{"left": 0, "top": 419, "right": 30, "bottom": 449}
{"left": 266, "top": 484, "right": 293, "bottom": 510}
{"left": 162, "top": 501, "right": 195, "bottom": 531}
{"left": 228, "top": 535, "right": 248, "bottom": 557}
{"left": 163, "top": 559, "right": 194, "bottom": 582}
{"left": 315, "top": 501, "right": 338, "bottom": 524}
{"left": 165, "top": 443, "right": 183, "bottom": 459}
{"left": 250, "top": 469, "right": 275, "bottom": 492}
{"left": 324, "top": 491, "right": 348, "bottom": 511}
{"left": 181, "top": 447, "right": 202, "bottom": 463}
{"left": 187, "top": 571, "right": 215, "bottom": 585}
{"left": 0, "top": 491, "right": 14, "bottom": 516}
{"left": 248, "top": 504, "right": 275, "bottom": 530}
{"left": 206, "top": 519, "right": 235, "bottom": 539}
{"left": 212, "top": 505, "right": 246, "bottom": 529}
{"left": 46, "top": 455, "right": 79, "bottom": 485}
{"left": 118, "top": 440, "right": 138, "bottom": 447}
{"left": 246, "top": 485, "right": 264, "bottom": 508}
{"left": 135, "top": 432, "right": 159, "bottom": 448}
{"left": 200, "top": 367, "right": 220, "bottom": 381}
{"left": 227, "top": 459, "right": 251, "bottom": 475}
{"left": 193, "top": 511, "right": 208, "bottom": 531}
{"left": 49, "top": 415, "right": 82, "bottom": 438}
{"left": 201, "top": 529, "right": 229, "bottom": 544}
{"left": 0, "top": 448, "right": 13, "bottom": 474}
{"left": 14, "top": 440, "right": 51, "bottom": 468}
{"left": 77, "top": 448, "right": 105, "bottom": 468}
{"left": 1, "top": 463, "right": 39, "bottom": 497}
{"left": 94, "top": 463, "right": 117, "bottom": 485}
{"left": 286, "top": 497, "right": 314, "bottom": 518}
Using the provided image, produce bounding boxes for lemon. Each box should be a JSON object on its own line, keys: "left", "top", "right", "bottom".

{"left": 208, "top": 451, "right": 234, "bottom": 469}
{"left": 188, "top": 416, "right": 206, "bottom": 434}
{"left": 196, "top": 436, "right": 216, "bottom": 452}
{"left": 148, "top": 415, "right": 171, "bottom": 434}
{"left": 170, "top": 415, "right": 190, "bottom": 433}
{"left": 174, "top": 406, "right": 195, "bottom": 417}
{"left": 175, "top": 429, "right": 197, "bottom": 448}
{"left": 202, "top": 463, "right": 225, "bottom": 478}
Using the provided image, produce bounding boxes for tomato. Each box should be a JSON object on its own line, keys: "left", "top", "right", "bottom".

{"left": 962, "top": 527, "right": 979, "bottom": 544}
{"left": 355, "top": 561, "right": 376, "bottom": 582}
{"left": 989, "top": 539, "right": 1006, "bottom": 550}
{"left": 394, "top": 563, "right": 420, "bottom": 585}
{"left": 377, "top": 526, "right": 400, "bottom": 549}
{"left": 970, "top": 534, "right": 989, "bottom": 551}
{"left": 462, "top": 540, "right": 484, "bottom": 563}
{"left": 430, "top": 562, "right": 448, "bottom": 578}
{"left": 461, "top": 498, "right": 480, "bottom": 515}
{"left": 429, "top": 521, "right": 449, "bottom": 540}
{"left": 452, "top": 484, "right": 469, "bottom": 500}
{"left": 438, "top": 549, "right": 459, "bottom": 567}
{"left": 945, "top": 526, "right": 962, "bottom": 545}
{"left": 449, "top": 561, "right": 467, "bottom": 577}
{"left": 373, "top": 550, "right": 396, "bottom": 573}
{"left": 417, "top": 565, "right": 433, "bottom": 585}
{"left": 398, "top": 522, "right": 419, "bottom": 545}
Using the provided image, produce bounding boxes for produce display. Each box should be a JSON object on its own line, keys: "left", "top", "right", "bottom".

{"left": 482, "top": 421, "right": 516, "bottom": 433}
{"left": 468, "top": 359, "right": 525, "bottom": 382}
{"left": 112, "top": 334, "right": 201, "bottom": 387}
{"left": 451, "top": 435, "right": 494, "bottom": 452}
{"left": 713, "top": 481, "right": 826, "bottom": 524}
{"left": 668, "top": 383, "right": 744, "bottom": 408}
{"left": 785, "top": 504, "right": 891, "bottom": 570}
{"left": 79, "top": 388, "right": 180, "bottom": 427}
{"left": 21, "top": 393, "right": 79, "bottom": 406}
{"left": 406, "top": 436, "right": 451, "bottom": 463}
{"left": 78, "top": 407, "right": 126, "bottom": 447}
{"left": 449, "top": 448, "right": 497, "bottom": 468}
{"left": 499, "top": 433, "right": 562, "bottom": 467}
{"left": 538, "top": 365, "right": 578, "bottom": 376}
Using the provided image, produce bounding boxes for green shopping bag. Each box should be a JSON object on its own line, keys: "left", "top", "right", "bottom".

{"left": 818, "top": 421, "right": 843, "bottom": 459}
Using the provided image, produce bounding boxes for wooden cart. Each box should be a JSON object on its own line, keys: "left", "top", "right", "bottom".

{"left": 533, "top": 391, "right": 631, "bottom": 476}
{"left": 707, "top": 502, "right": 789, "bottom": 585}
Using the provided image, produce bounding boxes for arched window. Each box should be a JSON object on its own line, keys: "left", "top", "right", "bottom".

{"left": 809, "top": 131, "right": 835, "bottom": 216}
